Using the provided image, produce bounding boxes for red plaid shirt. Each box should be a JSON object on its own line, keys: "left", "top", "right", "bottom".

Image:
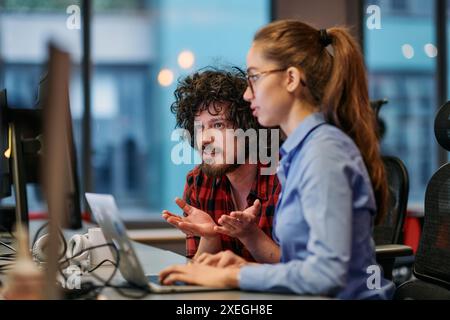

{"left": 184, "top": 164, "right": 280, "bottom": 261}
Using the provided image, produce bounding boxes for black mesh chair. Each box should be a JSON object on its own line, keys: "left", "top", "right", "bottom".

{"left": 375, "top": 156, "right": 409, "bottom": 245}
{"left": 394, "top": 102, "right": 450, "bottom": 299}
{"left": 375, "top": 156, "right": 413, "bottom": 281}
{"left": 371, "top": 99, "right": 388, "bottom": 140}
{"left": 369, "top": 100, "right": 414, "bottom": 281}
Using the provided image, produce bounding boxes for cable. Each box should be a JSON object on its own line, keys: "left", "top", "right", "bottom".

{"left": 59, "top": 243, "right": 150, "bottom": 299}
{"left": 85, "top": 245, "right": 151, "bottom": 299}
{"left": 2, "top": 239, "right": 150, "bottom": 299}
{"left": 0, "top": 263, "right": 13, "bottom": 274}
{"left": 0, "top": 240, "right": 16, "bottom": 253}
{"left": 31, "top": 221, "right": 49, "bottom": 253}
{"left": 58, "top": 243, "right": 121, "bottom": 299}
{"left": 84, "top": 246, "right": 150, "bottom": 299}
{"left": 0, "top": 253, "right": 16, "bottom": 262}
{"left": 60, "top": 243, "right": 118, "bottom": 272}
{"left": 0, "top": 255, "right": 16, "bottom": 261}
{"left": 2, "top": 227, "right": 144, "bottom": 299}
{"left": 30, "top": 223, "right": 68, "bottom": 264}
{"left": 86, "top": 266, "right": 150, "bottom": 299}
{"left": 87, "top": 259, "right": 116, "bottom": 273}
{"left": 61, "top": 281, "right": 101, "bottom": 300}
{"left": 0, "top": 225, "right": 15, "bottom": 239}
{"left": 58, "top": 229, "right": 68, "bottom": 261}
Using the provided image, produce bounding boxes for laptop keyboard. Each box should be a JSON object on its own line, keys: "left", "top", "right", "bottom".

{"left": 147, "top": 275, "right": 187, "bottom": 286}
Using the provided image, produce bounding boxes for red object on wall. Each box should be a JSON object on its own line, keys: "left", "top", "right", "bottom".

{"left": 28, "top": 211, "right": 91, "bottom": 223}
{"left": 403, "top": 216, "right": 422, "bottom": 254}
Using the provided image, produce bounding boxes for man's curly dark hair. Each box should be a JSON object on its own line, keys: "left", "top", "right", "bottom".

{"left": 170, "top": 67, "right": 260, "bottom": 148}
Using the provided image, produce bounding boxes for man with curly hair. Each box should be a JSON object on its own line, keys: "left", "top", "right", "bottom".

{"left": 162, "top": 68, "right": 281, "bottom": 264}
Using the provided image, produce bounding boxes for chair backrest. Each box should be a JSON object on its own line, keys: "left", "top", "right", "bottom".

{"left": 371, "top": 99, "right": 388, "bottom": 140}
{"left": 411, "top": 101, "right": 450, "bottom": 290}
{"left": 413, "top": 163, "right": 450, "bottom": 290}
{"left": 373, "top": 156, "right": 409, "bottom": 245}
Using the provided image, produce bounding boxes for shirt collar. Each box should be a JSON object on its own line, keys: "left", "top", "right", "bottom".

{"left": 249, "top": 163, "right": 270, "bottom": 201}
{"left": 217, "top": 162, "right": 269, "bottom": 201}
{"left": 280, "top": 112, "right": 327, "bottom": 157}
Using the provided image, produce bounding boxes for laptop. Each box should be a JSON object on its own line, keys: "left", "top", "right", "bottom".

{"left": 85, "top": 192, "right": 227, "bottom": 293}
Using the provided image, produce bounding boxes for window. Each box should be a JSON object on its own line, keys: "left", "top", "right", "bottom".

{"left": 0, "top": 0, "right": 270, "bottom": 217}
{"left": 0, "top": 0, "right": 82, "bottom": 211}
{"left": 372, "top": 0, "right": 432, "bottom": 17}
{"left": 364, "top": 0, "right": 437, "bottom": 210}
{"left": 391, "top": 0, "right": 408, "bottom": 12}
{"left": 91, "top": 0, "right": 270, "bottom": 216}
{"left": 364, "top": 0, "right": 438, "bottom": 211}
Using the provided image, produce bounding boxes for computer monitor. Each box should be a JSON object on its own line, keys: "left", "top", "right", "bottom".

{"left": 40, "top": 43, "right": 82, "bottom": 230}
{"left": 0, "top": 89, "right": 15, "bottom": 233}
{"left": 41, "top": 43, "right": 78, "bottom": 299}
{"left": 0, "top": 89, "right": 11, "bottom": 199}
{"left": 0, "top": 89, "right": 43, "bottom": 232}
{"left": 0, "top": 44, "right": 82, "bottom": 231}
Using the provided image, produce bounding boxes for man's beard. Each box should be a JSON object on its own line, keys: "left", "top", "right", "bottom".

{"left": 199, "top": 142, "right": 247, "bottom": 178}
{"left": 199, "top": 162, "right": 241, "bottom": 178}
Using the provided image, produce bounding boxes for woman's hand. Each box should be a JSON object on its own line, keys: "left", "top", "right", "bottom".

{"left": 159, "top": 264, "right": 240, "bottom": 288}
{"left": 193, "top": 250, "right": 250, "bottom": 268}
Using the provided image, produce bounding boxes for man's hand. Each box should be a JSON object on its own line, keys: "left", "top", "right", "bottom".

{"left": 214, "top": 199, "right": 261, "bottom": 239}
{"left": 193, "top": 250, "right": 250, "bottom": 268}
{"left": 162, "top": 197, "right": 217, "bottom": 238}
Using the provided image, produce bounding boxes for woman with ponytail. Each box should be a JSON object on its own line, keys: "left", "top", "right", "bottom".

{"left": 159, "top": 20, "right": 394, "bottom": 299}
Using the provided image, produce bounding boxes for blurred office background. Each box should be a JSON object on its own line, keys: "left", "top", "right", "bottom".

{"left": 0, "top": 0, "right": 447, "bottom": 222}
{"left": 0, "top": 0, "right": 270, "bottom": 219}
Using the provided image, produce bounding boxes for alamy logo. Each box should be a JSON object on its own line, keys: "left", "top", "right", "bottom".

{"left": 366, "top": 265, "right": 382, "bottom": 290}
{"left": 66, "top": 5, "right": 81, "bottom": 30}
{"left": 366, "top": 5, "right": 382, "bottom": 30}
{"left": 170, "top": 123, "right": 280, "bottom": 175}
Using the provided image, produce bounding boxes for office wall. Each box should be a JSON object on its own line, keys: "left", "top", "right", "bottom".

{"left": 274, "top": 0, "right": 362, "bottom": 43}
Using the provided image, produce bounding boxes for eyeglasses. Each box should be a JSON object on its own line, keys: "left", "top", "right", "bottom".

{"left": 245, "top": 68, "right": 287, "bottom": 95}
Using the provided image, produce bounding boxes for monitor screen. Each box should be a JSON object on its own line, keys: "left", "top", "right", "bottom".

{"left": 0, "top": 89, "right": 11, "bottom": 199}
{"left": 1, "top": 44, "right": 82, "bottom": 231}
{"left": 41, "top": 43, "right": 82, "bottom": 230}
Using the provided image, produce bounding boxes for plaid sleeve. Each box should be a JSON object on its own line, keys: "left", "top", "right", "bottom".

{"left": 183, "top": 171, "right": 200, "bottom": 258}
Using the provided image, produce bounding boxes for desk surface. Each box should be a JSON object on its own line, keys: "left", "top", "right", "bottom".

{"left": 95, "top": 241, "right": 323, "bottom": 300}
{"left": 0, "top": 221, "right": 325, "bottom": 300}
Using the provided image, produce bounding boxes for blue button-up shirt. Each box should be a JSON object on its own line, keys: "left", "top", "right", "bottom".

{"left": 239, "top": 112, "right": 395, "bottom": 299}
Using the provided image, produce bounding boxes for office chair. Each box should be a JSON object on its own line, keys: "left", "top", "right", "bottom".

{"left": 371, "top": 99, "right": 388, "bottom": 139}
{"left": 394, "top": 163, "right": 450, "bottom": 299}
{"left": 375, "top": 156, "right": 413, "bottom": 281}
{"left": 394, "top": 101, "right": 450, "bottom": 300}
{"left": 374, "top": 156, "right": 409, "bottom": 245}
{"left": 369, "top": 100, "right": 414, "bottom": 282}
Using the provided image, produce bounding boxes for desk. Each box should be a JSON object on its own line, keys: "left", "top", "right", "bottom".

{"left": 92, "top": 241, "right": 323, "bottom": 300}
{"left": 127, "top": 228, "right": 185, "bottom": 255}
{"left": 1, "top": 221, "right": 325, "bottom": 300}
